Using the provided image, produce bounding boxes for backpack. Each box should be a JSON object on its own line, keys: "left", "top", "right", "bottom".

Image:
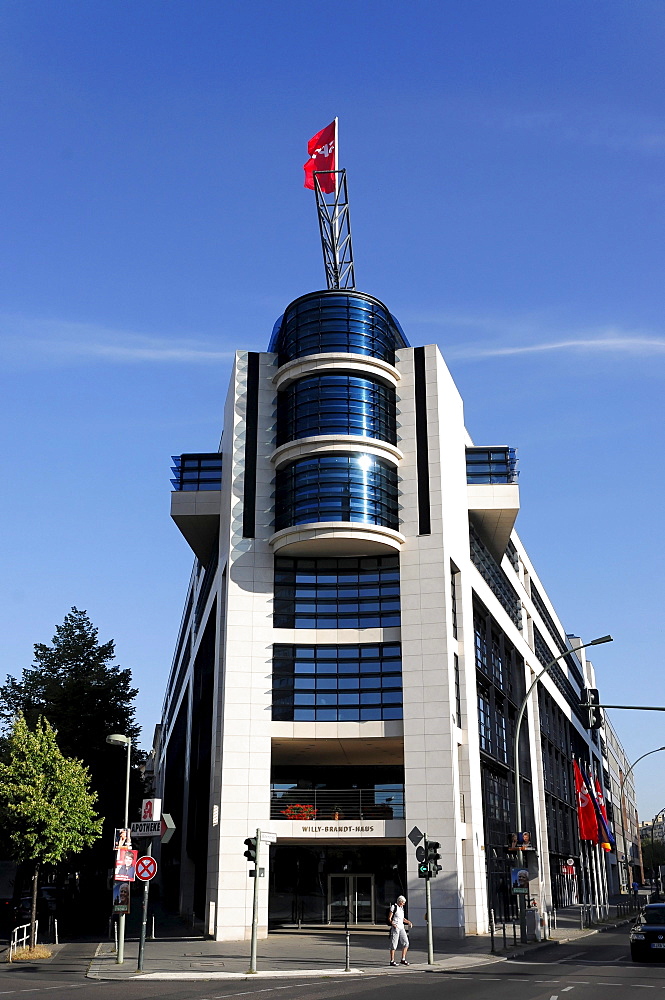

{"left": 386, "top": 903, "right": 396, "bottom": 927}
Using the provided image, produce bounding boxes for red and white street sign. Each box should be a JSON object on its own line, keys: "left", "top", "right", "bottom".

{"left": 135, "top": 856, "right": 158, "bottom": 881}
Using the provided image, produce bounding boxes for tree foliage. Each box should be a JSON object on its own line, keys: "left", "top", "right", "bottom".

{"left": 0, "top": 715, "right": 102, "bottom": 865}
{"left": 0, "top": 607, "right": 140, "bottom": 757}
{"left": 0, "top": 714, "right": 102, "bottom": 945}
{"left": 0, "top": 608, "right": 143, "bottom": 897}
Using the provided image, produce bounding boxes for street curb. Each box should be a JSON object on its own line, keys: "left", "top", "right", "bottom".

{"left": 84, "top": 920, "right": 634, "bottom": 981}
{"left": 85, "top": 951, "right": 506, "bottom": 980}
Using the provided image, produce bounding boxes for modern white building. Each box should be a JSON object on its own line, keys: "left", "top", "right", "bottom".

{"left": 156, "top": 283, "right": 622, "bottom": 941}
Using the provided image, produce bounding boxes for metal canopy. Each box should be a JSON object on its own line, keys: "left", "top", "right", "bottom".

{"left": 314, "top": 169, "right": 356, "bottom": 290}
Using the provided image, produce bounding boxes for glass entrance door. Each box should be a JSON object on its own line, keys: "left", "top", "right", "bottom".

{"left": 327, "top": 874, "right": 375, "bottom": 923}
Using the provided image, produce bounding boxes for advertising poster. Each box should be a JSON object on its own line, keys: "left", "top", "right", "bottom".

{"left": 113, "top": 827, "right": 132, "bottom": 850}
{"left": 511, "top": 868, "right": 530, "bottom": 894}
{"left": 112, "top": 880, "right": 130, "bottom": 913}
{"left": 114, "top": 849, "right": 138, "bottom": 882}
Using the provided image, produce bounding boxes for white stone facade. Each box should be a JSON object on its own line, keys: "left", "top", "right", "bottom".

{"left": 157, "top": 290, "right": 620, "bottom": 941}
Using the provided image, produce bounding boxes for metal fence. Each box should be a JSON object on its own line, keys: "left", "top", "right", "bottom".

{"left": 9, "top": 920, "right": 38, "bottom": 961}
{"left": 270, "top": 786, "right": 404, "bottom": 821}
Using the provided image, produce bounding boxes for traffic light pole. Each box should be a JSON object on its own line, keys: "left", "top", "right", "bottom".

{"left": 425, "top": 874, "right": 434, "bottom": 964}
{"left": 249, "top": 829, "right": 261, "bottom": 974}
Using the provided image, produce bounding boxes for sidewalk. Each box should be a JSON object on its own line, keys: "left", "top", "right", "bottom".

{"left": 85, "top": 903, "right": 637, "bottom": 981}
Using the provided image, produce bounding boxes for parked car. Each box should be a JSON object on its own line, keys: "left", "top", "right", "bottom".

{"left": 13, "top": 887, "right": 59, "bottom": 926}
{"left": 630, "top": 904, "right": 665, "bottom": 961}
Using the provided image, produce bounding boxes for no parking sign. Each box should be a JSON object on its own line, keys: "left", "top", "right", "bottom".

{"left": 135, "top": 856, "right": 158, "bottom": 881}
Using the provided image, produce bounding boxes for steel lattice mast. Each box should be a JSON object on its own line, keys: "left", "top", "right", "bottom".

{"left": 313, "top": 169, "right": 356, "bottom": 290}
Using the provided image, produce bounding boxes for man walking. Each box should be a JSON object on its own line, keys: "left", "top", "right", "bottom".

{"left": 389, "top": 894, "right": 413, "bottom": 966}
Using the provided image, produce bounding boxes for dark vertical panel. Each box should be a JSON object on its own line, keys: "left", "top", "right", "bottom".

{"left": 243, "top": 353, "right": 260, "bottom": 537}
{"left": 187, "top": 602, "right": 216, "bottom": 919}
{"left": 414, "top": 347, "right": 431, "bottom": 534}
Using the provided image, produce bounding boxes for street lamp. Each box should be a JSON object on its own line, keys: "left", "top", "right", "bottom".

{"left": 512, "top": 633, "right": 612, "bottom": 942}
{"left": 106, "top": 733, "right": 132, "bottom": 964}
{"left": 648, "top": 807, "right": 665, "bottom": 896}
{"left": 619, "top": 747, "right": 665, "bottom": 895}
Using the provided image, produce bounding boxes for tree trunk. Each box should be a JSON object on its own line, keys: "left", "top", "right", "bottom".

{"left": 30, "top": 861, "right": 39, "bottom": 950}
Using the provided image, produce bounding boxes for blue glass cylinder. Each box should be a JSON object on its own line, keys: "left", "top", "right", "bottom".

{"left": 270, "top": 291, "right": 408, "bottom": 365}
{"left": 276, "top": 373, "right": 397, "bottom": 446}
{"left": 274, "top": 453, "right": 399, "bottom": 531}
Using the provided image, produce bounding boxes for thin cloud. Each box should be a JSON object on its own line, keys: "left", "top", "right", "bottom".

{"left": 0, "top": 315, "right": 237, "bottom": 366}
{"left": 399, "top": 310, "right": 665, "bottom": 362}
{"left": 447, "top": 335, "right": 665, "bottom": 360}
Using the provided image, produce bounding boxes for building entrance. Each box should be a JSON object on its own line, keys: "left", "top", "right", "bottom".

{"left": 327, "top": 874, "right": 374, "bottom": 923}
{"left": 268, "top": 843, "right": 404, "bottom": 928}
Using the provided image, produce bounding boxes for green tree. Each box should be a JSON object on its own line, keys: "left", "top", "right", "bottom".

{"left": 0, "top": 715, "right": 102, "bottom": 947}
{"left": 0, "top": 608, "right": 141, "bottom": 833}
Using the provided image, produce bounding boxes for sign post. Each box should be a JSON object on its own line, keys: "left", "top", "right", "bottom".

{"left": 136, "top": 850, "right": 158, "bottom": 971}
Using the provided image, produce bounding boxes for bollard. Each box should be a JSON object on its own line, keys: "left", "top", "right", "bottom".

{"left": 513, "top": 921, "right": 517, "bottom": 944}
{"left": 489, "top": 909, "right": 495, "bottom": 953}
{"left": 502, "top": 921, "right": 507, "bottom": 949}
{"left": 151, "top": 914, "right": 155, "bottom": 940}
{"left": 580, "top": 907, "right": 584, "bottom": 930}
{"left": 552, "top": 907, "right": 557, "bottom": 930}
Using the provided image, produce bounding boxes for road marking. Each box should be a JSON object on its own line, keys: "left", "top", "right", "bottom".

{"left": 562, "top": 989, "right": 575, "bottom": 993}
{"left": 208, "top": 984, "right": 367, "bottom": 999}
{"left": 555, "top": 951, "right": 587, "bottom": 963}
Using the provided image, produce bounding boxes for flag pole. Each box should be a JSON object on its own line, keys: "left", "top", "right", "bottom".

{"left": 333, "top": 117, "right": 340, "bottom": 275}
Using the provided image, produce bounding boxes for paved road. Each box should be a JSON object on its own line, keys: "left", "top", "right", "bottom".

{"left": 1, "top": 926, "right": 662, "bottom": 1000}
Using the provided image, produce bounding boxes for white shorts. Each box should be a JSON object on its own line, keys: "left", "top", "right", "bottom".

{"left": 390, "top": 926, "right": 409, "bottom": 950}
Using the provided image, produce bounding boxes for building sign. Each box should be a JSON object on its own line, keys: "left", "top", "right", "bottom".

{"left": 141, "top": 798, "right": 161, "bottom": 821}
{"left": 274, "top": 819, "right": 404, "bottom": 839}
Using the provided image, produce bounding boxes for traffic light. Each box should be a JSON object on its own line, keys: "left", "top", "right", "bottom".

{"left": 426, "top": 840, "right": 442, "bottom": 877}
{"left": 582, "top": 688, "right": 603, "bottom": 730}
{"left": 243, "top": 837, "right": 257, "bottom": 863}
{"left": 416, "top": 845, "right": 428, "bottom": 878}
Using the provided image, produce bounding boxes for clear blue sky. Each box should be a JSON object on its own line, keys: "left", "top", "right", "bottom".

{"left": 2, "top": 1, "right": 664, "bottom": 818}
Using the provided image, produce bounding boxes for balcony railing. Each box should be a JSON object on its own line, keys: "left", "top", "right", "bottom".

{"left": 466, "top": 447, "right": 518, "bottom": 485}
{"left": 270, "top": 785, "right": 404, "bottom": 821}
{"left": 171, "top": 453, "right": 222, "bottom": 491}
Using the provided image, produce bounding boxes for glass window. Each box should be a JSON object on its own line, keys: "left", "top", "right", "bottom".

{"left": 271, "top": 643, "right": 403, "bottom": 722}
{"left": 275, "top": 454, "right": 400, "bottom": 532}
{"left": 269, "top": 291, "right": 408, "bottom": 364}
{"left": 276, "top": 374, "right": 397, "bottom": 446}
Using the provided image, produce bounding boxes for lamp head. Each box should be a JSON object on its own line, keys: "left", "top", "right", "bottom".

{"left": 106, "top": 734, "right": 131, "bottom": 747}
{"left": 589, "top": 635, "right": 613, "bottom": 645}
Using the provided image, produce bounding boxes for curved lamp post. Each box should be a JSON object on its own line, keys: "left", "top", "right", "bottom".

{"left": 106, "top": 733, "right": 132, "bottom": 964}
{"left": 648, "top": 807, "right": 665, "bottom": 895}
{"left": 619, "top": 747, "right": 665, "bottom": 895}
{"left": 512, "top": 634, "right": 612, "bottom": 942}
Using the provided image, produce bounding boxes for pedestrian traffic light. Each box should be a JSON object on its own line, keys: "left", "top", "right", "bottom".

{"left": 243, "top": 837, "right": 257, "bottom": 863}
{"left": 426, "top": 840, "right": 442, "bottom": 877}
{"left": 415, "top": 845, "right": 428, "bottom": 878}
{"left": 582, "top": 688, "right": 603, "bottom": 730}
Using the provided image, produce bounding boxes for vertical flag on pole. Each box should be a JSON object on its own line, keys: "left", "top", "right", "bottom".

{"left": 303, "top": 120, "right": 337, "bottom": 192}
{"left": 573, "top": 759, "right": 599, "bottom": 842}
{"left": 589, "top": 770, "right": 615, "bottom": 851}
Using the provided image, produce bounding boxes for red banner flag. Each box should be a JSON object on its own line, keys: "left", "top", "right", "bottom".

{"left": 573, "top": 759, "right": 599, "bottom": 842}
{"left": 303, "top": 120, "right": 336, "bottom": 193}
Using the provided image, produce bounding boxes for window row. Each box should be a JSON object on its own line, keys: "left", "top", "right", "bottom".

{"left": 274, "top": 454, "right": 400, "bottom": 531}
{"left": 272, "top": 643, "right": 403, "bottom": 722}
{"left": 276, "top": 374, "right": 397, "bottom": 446}
{"left": 274, "top": 555, "right": 401, "bottom": 629}
{"left": 271, "top": 292, "right": 407, "bottom": 365}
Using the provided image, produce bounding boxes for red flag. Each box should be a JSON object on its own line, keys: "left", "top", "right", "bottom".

{"left": 303, "top": 120, "right": 336, "bottom": 192}
{"left": 573, "top": 759, "right": 598, "bottom": 842}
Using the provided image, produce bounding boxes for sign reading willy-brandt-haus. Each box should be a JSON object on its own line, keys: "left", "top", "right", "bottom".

{"left": 276, "top": 819, "right": 405, "bottom": 839}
